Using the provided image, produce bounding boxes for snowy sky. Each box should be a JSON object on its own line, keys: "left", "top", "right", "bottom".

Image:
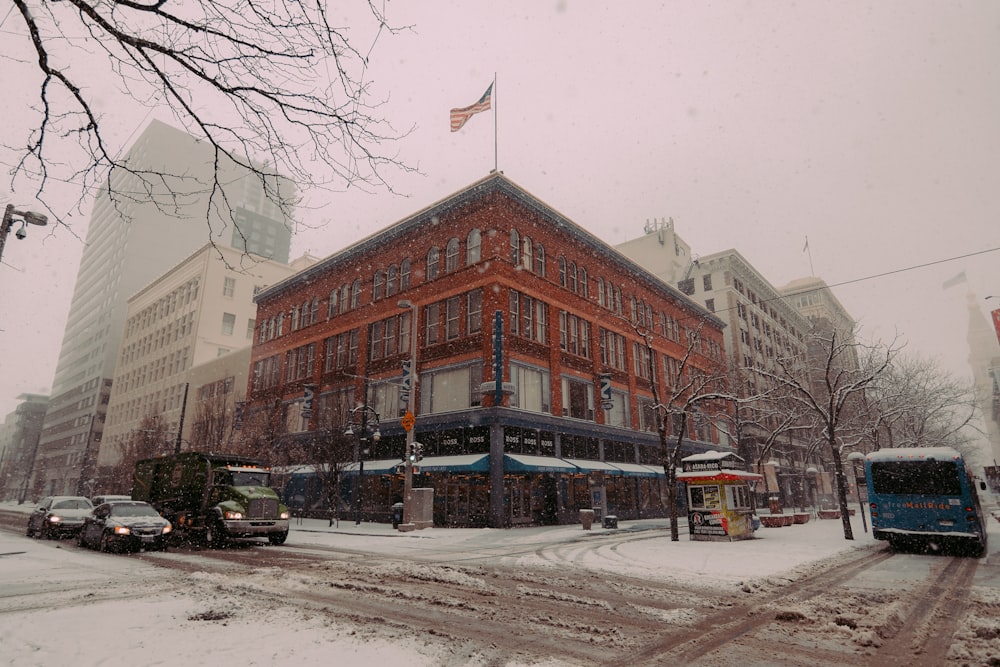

{"left": 2, "top": 2, "right": 999, "bottom": 417}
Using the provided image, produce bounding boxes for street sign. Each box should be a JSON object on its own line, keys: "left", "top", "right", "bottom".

{"left": 401, "top": 411, "right": 415, "bottom": 431}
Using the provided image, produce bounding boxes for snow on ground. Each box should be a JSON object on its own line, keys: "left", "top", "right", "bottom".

{"left": 1, "top": 501, "right": 996, "bottom": 666}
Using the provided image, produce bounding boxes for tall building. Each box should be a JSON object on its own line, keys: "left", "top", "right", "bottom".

{"left": 0, "top": 393, "right": 48, "bottom": 502}
{"left": 97, "top": 245, "right": 313, "bottom": 480}
{"left": 246, "top": 173, "right": 730, "bottom": 528}
{"left": 33, "top": 120, "right": 294, "bottom": 497}
{"left": 964, "top": 293, "right": 1000, "bottom": 470}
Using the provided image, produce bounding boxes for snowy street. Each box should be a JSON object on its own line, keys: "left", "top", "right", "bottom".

{"left": 2, "top": 504, "right": 999, "bottom": 666}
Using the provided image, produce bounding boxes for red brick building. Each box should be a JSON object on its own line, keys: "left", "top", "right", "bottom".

{"left": 248, "top": 173, "right": 729, "bottom": 527}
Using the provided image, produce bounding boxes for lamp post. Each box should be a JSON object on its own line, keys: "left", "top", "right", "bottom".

{"left": 1, "top": 204, "right": 48, "bottom": 266}
{"left": 846, "top": 452, "right": 869, "bottom": 533}
{"left": 765, "top": 459, "right": 782, "bottom": 513}
{"left": 345, "top": 401, "right": 380, "bottom": 525}
{"left": 397, "top": 299, "right": 419, "bottom": 529}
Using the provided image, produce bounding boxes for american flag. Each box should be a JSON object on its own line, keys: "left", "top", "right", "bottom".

{"left": 450, "top": 83, "right": 493, "bottom": 132}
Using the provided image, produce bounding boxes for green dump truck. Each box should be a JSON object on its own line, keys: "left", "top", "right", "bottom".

{"left": 133, "top": 452, "right": 290, "bottom": 547}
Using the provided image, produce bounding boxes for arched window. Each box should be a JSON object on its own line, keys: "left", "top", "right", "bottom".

{"left": 302, "top": 300, "right": 311, "bottom": 327}
{"left": 579, "top": 267, "right": 588, "bottom": 298}
{"left": 534, "top": 243, "right": 546, "bottom": 277}
{"left": 613, "top": 286, "right": 623, "bottom": 315}
{"left": 445, "top": 238, "right": 460, "bottom": 273}
{"left": 466, "top": 228, "right": 482, "bottom": 264}
{"left": 350, "top": 279, "right": 361, "bottom": 309}
{"left": 276, "top": 313, "right": 284, "bottom": 336}
{"left": 597, "top": 278, "right": 606, "bottom": 308}
{"left": 510, "top": 229, "right": 520, "bottom": 265}
{"left": 373, "top": 270, "right": 385, "bottom": 301}
{"left": 426, "top": 247, "right": 440, "bottom": 280}
{"left": 558, "top": 256, "right": 567, "bottom": 288}
{"left": 400, "top": 258, "right": 411, "bottom": 290}
{"left": 568, "top": 262, "right": 578, "bottom": 293}
{"left": 291, "top": 305, "right": 300, "bottom": 331}
{"left": 339, "top": 284, "right": 350, "bottom": 314}
{"left": 521, "top": 236, "right": 533, "bottom": 270}
{"left": 386, "top": 265, "right": 398, "bottom": 297}
{"left": 328, "top": 289, "right": 338, "bottom": 319}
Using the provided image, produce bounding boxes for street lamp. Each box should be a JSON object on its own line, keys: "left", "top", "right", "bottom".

{"left": 846, "top": 452, "right": 869, "bottom": 533}
{"left": 345, "top": 403, "right": 380, "bottom": 525}
{"left": 0, "top": 204, "right": 48, "bottom": 266}
{"left": 397, "top": 299, "right": 419, "bottom": 529}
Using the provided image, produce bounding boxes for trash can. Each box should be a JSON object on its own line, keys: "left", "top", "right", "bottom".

{"left": 603, "top": 515, "right": 618, "bottom": 529}
{"left": 391, "top": 502, "right": 404, "bottom": 528}
{"left": 579, "top": 509, "right": 595, "bottom": 530}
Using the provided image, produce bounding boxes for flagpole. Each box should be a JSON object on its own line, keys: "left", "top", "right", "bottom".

{"left": 804, "top": 236, "right": 814, "bottom": 276}
{"left": 493, "top": 73, "right": 498, "bottom": 172}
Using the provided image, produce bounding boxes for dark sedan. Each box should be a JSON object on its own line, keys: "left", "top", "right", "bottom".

{"left": 26, "top": 496, "right": 94, "bottom": 539}
{"left": 78, "top": 501, "right": 172, "bottom": 553}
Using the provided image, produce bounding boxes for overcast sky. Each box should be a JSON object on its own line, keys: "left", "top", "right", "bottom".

{"left": 2, "top": 2, "right": 999, "bottom": 418}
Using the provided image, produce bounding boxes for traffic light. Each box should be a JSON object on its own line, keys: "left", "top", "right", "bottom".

{"left": 408, "top": 441, "right": 424, "bottom": 463}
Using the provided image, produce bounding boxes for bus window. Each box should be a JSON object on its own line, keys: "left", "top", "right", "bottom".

{"left": 870, "top": 461, "right": 962, "bottom": 496}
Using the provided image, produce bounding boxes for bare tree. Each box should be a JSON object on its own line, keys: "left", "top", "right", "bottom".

{"left": 864, "top": 352, "right": 980, "bottom": 453}
{"left": 189, "top": 386, "right": 237, "bottom": 452}
{"left": 634, "top": 322, "right": 731, "bottom": 542}
{"left": 756, "top": 327, "right": 900, "bottom": 540}
{"left": 103, "top": 413, "right": 171, "bottom": 494}
{"left": 6, "top": 0, "right": 413, "bottom": 231}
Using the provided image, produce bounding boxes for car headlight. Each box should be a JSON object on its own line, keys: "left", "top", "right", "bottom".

{"left": 162, "top": 524, "right": 172, "bottom": 534}
{"left": 223, "top": 511, "right": 244, "bottom": 520}
{"left": 47, "top": 515, "right": 62, "bottom": 524}
{"left": 113, "top": 526, "right": 131, "bottom": 535}
{"left": 280, "top": 511, "right": 290, "bottom": 520}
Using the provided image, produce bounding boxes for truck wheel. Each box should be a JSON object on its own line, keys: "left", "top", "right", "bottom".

{"left": 99, "top": 532, "right": 111, "bottom": 553}
{"left": 268, "top": 531, "right": 288, "bottom": 546}
{"left": 204, "top": 521, "right": 227, "bottom": 549}
{"left": 26, "top": 524, "right": 35, "bottom": 538}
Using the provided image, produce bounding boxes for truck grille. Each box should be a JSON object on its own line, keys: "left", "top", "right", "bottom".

{"left": 247, "top": 498, "right": 278, "bottom": 519}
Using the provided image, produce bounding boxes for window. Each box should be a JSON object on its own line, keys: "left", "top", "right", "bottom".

{"left": 445, "top": 238, "right": 460, "bottom": 273}
{"left": 222, "top": 313, "right": 235, "bottom": 336}
{"left": 427, "top": 247, "right": 440, "bottom": 280}
{"left": 419, "top": 364, "right": 483, "bottom": 414}
{"left": 386, "top": 265, "right": 398, "bottom": 297}
{"left": 510, "top": 363, "right": 550, "bottom": 413}
{"left": 400, "top": 258, "right": 411, "bottom": 290}
{"left": 373, "top": 270, "right": 385, "bottom": 301}
{"left": 425, "top": 301, "right": 441, "bottom": 345}
{"left": 223, "top": 277, "right": 236, "bottom": 297}
{"left": 561, "top": 376, "right": 594, "bottom": 421}
{"left": 637, "top": 397, "right": 657, "bottom": 432}
{"left": 559, "top": 311, "right": 590, "bottom": 358}
{"left": 521, "top": 235, "right": 532, "bottom": 270}
{"left": 579, "top": 267, "right": 588, "bottom": 298}
{"left": 246, "top": 318, "right": 255, "bottom": 339}
{"left": 350, "top": 280, "right": 361, "bottom": 309}
{"left": 446, "top": 296, "right": 461, "bottom": 340}
{"left": 599, "top": 329, "right": 626, "bottom": 371}
{"left": 633, "top": 341, "right": 652, "bottom": 379}
{"left": 703, "top": 274, "right": 713, "bottom": 291}
{"left": 466, "top": 229, "right": 482, "bottom": 264}
{"left": 510, "top": 229, "right": 520, "bottom": 265}
{"left": 558, "top": 256, "right": 567, "bottom": 287}
{"left": 689, "top": 485, "right": 722, "bottom": 510}
{"left": 371, "top": 379, "right": 403, "bottom": 420}
{"left": 604, "top": 389, "right": 629, "bottom": 428}
{"left": 568, "top": 262, "right": 578, "bottom": 293}
{"left": 467, "top": 289, "right": 482, "bottom": 334}
{"left": 705, "top": 298, "right": 715, "bottom": 312}
{"left": 534, "top": 243, "right": 546, "bottom": 277}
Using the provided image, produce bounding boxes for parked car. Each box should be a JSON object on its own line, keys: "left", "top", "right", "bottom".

{"left": 90, "top": 494, "right": 132, "bottom": 506}
{"left": 78, "top": 501, "right": 172, "bottom": 553}
{"left": 26, "top": 496, "right": 94, "bottom": 539}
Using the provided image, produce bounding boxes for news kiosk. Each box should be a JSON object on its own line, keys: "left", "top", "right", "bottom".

{"left": 677, "top": 451, "right": 762, "bottom": 541}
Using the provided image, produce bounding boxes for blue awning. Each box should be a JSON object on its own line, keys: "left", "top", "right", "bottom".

{"left": 562, "top": 458, "right": 623, "bottom": 474}
{"left": 343, "top": 458, "right": 405, "bottom": 474}
{"left": 415, "top": 454, "right": 490, "bottom": 473}
{"left": 504, "top": 454, "right": 580, "bottom": 473}
{"left": 608, "top": 462, "right": 664, "bottom": 477}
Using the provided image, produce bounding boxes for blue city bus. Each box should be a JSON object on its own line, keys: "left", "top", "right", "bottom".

{"left": 865, "top": 447, "right": 988, "bottom": 557}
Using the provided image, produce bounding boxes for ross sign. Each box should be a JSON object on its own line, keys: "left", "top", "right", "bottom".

{"left": 401, "top": 411, "right": 415, "bottom": 431}
{"left": 301, "top": 384, "right": 316, "bottom": 420}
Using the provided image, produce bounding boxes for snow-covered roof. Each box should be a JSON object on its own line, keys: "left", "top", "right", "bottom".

{"left": 866, "top": 447, "right": 962, "bottom": 463}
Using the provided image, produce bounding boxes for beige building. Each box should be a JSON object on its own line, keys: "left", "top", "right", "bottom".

{"left": 99, "top": 245, "right": 315, "bottom": 470}
{"left": 35, "top": 119, "right": 296, "bottom": 496}
{"left": 779, "top": 276, "right": 856, "bottom": 341}
{"left": 682, "top": 250, "right": 811, "bottom": 380}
